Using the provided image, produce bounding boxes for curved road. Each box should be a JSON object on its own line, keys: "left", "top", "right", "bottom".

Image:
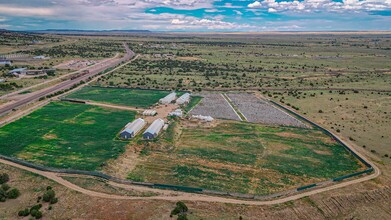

{"left": 0, "top": 43, "right": 134, "bottom": 116}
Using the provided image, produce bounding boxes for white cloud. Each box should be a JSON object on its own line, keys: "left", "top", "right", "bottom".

{"left": 247, "top": 0, "right": 391, "bottom": 12}
{"left": 170, "top": 17, "right": 255, "bottom": 30}
{"left": 233, "top": 10, "right": 243, "bottom": 15}
{"left": 0, "top": 5, "right": 55, "bottom": 16}
{"left": 268, "top": 8, "right": 277, "bottom": 13}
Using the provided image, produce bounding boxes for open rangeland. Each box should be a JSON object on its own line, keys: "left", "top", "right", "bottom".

{"left": 127, "top": 120, "right": 365, "bottom": 195}
{"left": 66, "top": 86, "right": 171, "bottom": 108}
{"left": 0, "top": 101, "right": 136, "bottom": 170}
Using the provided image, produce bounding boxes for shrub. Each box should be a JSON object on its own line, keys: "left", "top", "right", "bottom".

{"left": 0, "top": 173, "right": 9, "bottom": 184}
{"left": 18, "top": 209, "right": 30, "bottom": 217}
{"left": 6, "top": 188, "right": 20, "bottom": 199}
{"left": 42, "top": 189, "right": 55, "bottom": 202}
{"left": 1, "top": 183, "right": 10, "bottom": 191}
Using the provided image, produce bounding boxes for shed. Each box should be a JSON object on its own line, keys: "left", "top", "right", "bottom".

{"left": 8, "top": 68, "right": 27, "bottom": 76}
{"left": 159, "top": 92, "right": 176, "bottom": 104}
{"left": 142, "top": 109, "right": 157, "bottom": 116}
{"left": 120, "top": 118, "right": 146, "bottom": 139}
{"left": 176, "top": 93, "right": 191, "bottom": 105}
{"left": 143, "top": 118, "right": 165, "bottom": 140}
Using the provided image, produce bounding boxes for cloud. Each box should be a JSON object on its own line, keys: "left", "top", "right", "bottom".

{"left": 247, "top": 0, "right": 391, "bottom": 13}
{"left": 0, "top": 5, "right": 55, "bottom": 16}
{"left": 170, "top": 16, "right": 255, "bottom": 30}
{"left": 268, "top": 8, "right": 277, "bottom": 13}
{"left": 233, "top": 10, "right": 243, "bottom": 15}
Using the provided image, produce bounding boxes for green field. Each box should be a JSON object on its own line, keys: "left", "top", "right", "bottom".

{"left": 0, "top": 102, "right": 135, "bottom": 170}
{"left": 128, "top": 121, "right": 364, "bottom": 195}
{"left": 66, "top": 86, "right": 171, "bottom": 108}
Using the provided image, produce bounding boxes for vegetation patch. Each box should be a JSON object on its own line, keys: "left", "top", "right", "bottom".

{"left": 66, "top": 86, "right": 171, "bottom": 108}
{"left": 127, "top": 121, "right": 364, "bottom": 195}
{"left": 0, "top": 102, "right": 135, "bottom": 170}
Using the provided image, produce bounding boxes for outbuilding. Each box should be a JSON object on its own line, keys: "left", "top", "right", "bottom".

{"left": 176, "top": 93, "right": 191, "bottom": 105}
{"left": 143, "top": 118, "right": 165, "bottom": 140}
{"left": 159, "top": 92, "right": 176, "bottom": 104}
{"left": 120, "top": 118, "right": 146, "bottom": 139}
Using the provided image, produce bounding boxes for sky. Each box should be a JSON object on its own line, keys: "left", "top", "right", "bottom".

{"left": 0, "top": 0, "right": 390, "bottom": 31}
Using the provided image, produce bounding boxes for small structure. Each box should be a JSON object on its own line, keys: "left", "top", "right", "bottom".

{"left": 120, "top": 118, "right": 146, "bottom": 139}
{"left": 0, "top": 59, "right": 11, "bottom": 65}
{"left": 143, "top": 118, "right": 165, "bottom": 140}
{"left": 8, "top": 68, "right": 27, "bottom": 76}
{"left": 192, "top": 115, "right": 214, "bottom": 122}
{"left": 142, "top": 109, "right": 157, "bottom": 116}
{"left": 176, "top": 93, "right": 191, "bottom": 105}
{"left": 33, "top": 55, "right": 49, "bottom": 60}
{"left": 169, "top": 109, "right": 183, "bottom": 117}
{"left": 159, "top": 92, "right": 176, "bottom": 104}
{"left": 0, "top": 79, "right": 5, "bottom": 83}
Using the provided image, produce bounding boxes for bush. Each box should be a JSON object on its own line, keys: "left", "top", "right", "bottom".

{"left": 18, "top": 209, "right": 30, "bottom": 217}
{"left": 6, "top": 188, "right": 20, "bottom": 199}
{"left": 0, "top": 173, "right": 9, "bottom": 184}
{"left": 42, "top": 189, "right": 55, "bottom": 202}
{"left": 50, "top": 197, "right": 58, "bottom": 204}
{"left": 1, "top": 183, "right": 10, "bottom": 191}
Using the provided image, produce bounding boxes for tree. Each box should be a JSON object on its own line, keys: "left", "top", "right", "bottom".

{"left": 43, "top": 189, "right": 55, "bottom": 202}
{"left": 171, "top": 201, "right": 189, "bottom": 220}
{"left": 0, "top": 173, "right": 9, "bottom": 184}
{"left": 6, "top": 188, "right": 20, "bottom": 199}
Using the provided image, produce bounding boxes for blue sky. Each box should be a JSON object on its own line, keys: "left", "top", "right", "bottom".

{"left": 0, "top": 0, "right": 390, "bottom": 31}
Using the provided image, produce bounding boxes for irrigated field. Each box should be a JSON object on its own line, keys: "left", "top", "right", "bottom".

{"left": 66, "top": 86, "right": 171, "bottom": 108}
{"left": 0, "top": 101, "right": 135, "bottom": 170}
{"left": 128, "top": 121, "right": 364, "bottom": 195}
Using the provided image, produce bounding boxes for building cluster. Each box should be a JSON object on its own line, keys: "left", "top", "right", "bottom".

{"left": 142, "top": 109, "right": 157, "bottom": 116}
{"left": 159, "top": 92, "right": 192, "bottom": 105}
{"left": 7, "top": 68, "right": 55, "bottom": 77}
{"left": 119, "top": 118, "right": 166, "bottom": 140}
{"left": 169, "top": 109, "right": 183, "bottom": 117}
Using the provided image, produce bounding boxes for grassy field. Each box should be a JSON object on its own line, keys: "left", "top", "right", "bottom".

{"left": 66, "top": 86, "right": 171, "bottom": 108}
{"left": 269, "top": 90, "right": 391, "bottom": 162}
{"left": 184, "top": 95, "right": 203, "bottom": 113}
{"left": 0, "top": 101, "right": 135, "bottom": 170}
{"left": 128, "top": 121, "right": 364, "bottom": 195}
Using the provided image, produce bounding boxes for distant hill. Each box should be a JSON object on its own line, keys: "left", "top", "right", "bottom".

{"left": 28, "top": 29, "right": 152, "bottom": 35}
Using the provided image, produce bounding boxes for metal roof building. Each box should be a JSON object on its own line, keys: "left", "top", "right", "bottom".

{"left": 120, "top": 118, "right": 146, "bottom": 139}
{"left": 159, "top": 92, "right": 176, "bottom": 104}
{"left": 143, "top": 118, "right": 165, "bottom": 140}
{"left": 142, "top": 109, "right": 157, "bottom": 116}
{"left": 176, "top": 93, "right": 191, "bottom": 105}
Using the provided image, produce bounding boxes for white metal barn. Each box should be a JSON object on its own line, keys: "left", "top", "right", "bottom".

{"left": 120, "top": 118, "right": 146, "bottom": 139}
{"left": 176, "top": 93, "right": 191, "bottom": 105}
{"left": 159, "top": 92, "right": 176, "bottom": 104}
{"left": 169, "top": 109, "right": 183, "bottom": 117}
{"left": 143, "top": 118, "right": 165, "bottom": 140}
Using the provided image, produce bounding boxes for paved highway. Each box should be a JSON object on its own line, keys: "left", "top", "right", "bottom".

{"left": 0, "top": 43, "right": 134, "bottom": 116}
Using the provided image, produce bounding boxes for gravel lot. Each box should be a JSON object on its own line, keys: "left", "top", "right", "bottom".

{"left": 190, "top": 93, "right": 240, "bottom": 120}
{"left": 227, "top": 93, "right": 309, "bottom": 128}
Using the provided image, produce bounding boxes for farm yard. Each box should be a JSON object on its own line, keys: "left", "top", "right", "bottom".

{"left": 226, "top": 93, "right": 309, "bottom": 128}
{"left": 189, "top": 93, "right": 240, "bottom": 120}
{"left": 127, "top": 121, "right": 365, "bottom": 195}
{"left": 0, "top": 101, "right": 135, "bottom": 170}
{"left": 66, "top": 86, "right": 171, "bottom": 108}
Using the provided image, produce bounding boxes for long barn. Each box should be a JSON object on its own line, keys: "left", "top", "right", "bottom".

{"left": 159, "top": 92, "right": 176, "bottom": 104}
{"left": 120, "top": 118, "right": 146, "bottom": 139}
{"left": 143, "top": 118, "right": 165, "bottom": 140}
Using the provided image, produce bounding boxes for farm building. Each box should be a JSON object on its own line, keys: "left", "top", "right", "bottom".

{"left": 169, "top": 109, "right": 183, "bottom": 117}
{"left": 159, "top": 92, "right": 176, "bottom": 104}
{"left": 143, "top": 118, "right": 165, "bottom": 140}
{"left": 192, "top": 115, "right": 214, "bottom": 122}
{"left": 7, "top": 68, "right": 27, "bottom": 76}
{"left": 120, "top": 118, "right": 146, "bottom": 139}
{"left": 33, "top": 55, "right": 49, "bottom": 59}
{"left": 142, "top": 109, "right": 157, "bottom": 116}
{"left": 176, "top": 93, "right": 191, "bottom": 105}
{"left": 0, "top": 59, "right": 11, "bottom": 65}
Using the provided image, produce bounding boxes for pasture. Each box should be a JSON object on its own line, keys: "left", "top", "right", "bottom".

{"left": 128, "top": 121, "right": 364, "bottom": 195}
{"left": 66, "top": 86, "right": 171, "bottom": 108}
{"left": 0, "top": 102, "right": 135, "bottom": 170}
